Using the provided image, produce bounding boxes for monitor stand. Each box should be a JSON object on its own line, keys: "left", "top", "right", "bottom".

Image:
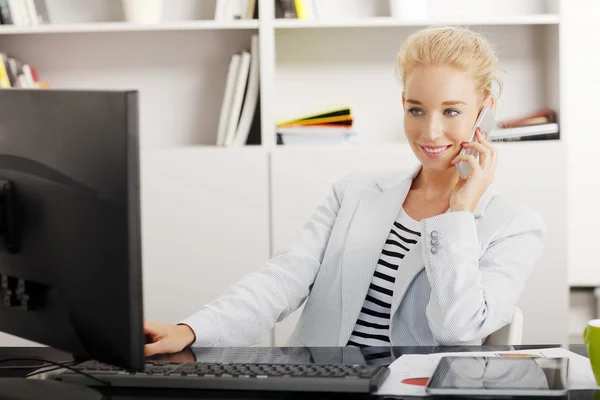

{"left": 1, "top": 378, "right": 102, "bottom": 400}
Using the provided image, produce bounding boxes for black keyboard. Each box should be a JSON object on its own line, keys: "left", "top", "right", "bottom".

{"left": 58, "top": 360, "right": 390, "bottom": 393}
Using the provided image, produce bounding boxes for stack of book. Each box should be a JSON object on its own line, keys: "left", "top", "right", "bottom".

{"left": 276, "top": 107, "right": 357, "bottom": 146}
{"left": 0, "top": 53, "right": 46, "bottom": 88}
{"left": 491, "top": 109, "right": 559, "bottom": 142}
{"left": 214, "top": 0, "right": 258, "bottom": 20}
{"left": 216, "top": 34, "right": 260, "bottom": 147}
{"left": 0, "top": 0, "right": 49, "bottom": 26}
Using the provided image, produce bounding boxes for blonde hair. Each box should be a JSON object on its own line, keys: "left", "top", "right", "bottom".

{"left": 396, "top": 26, "right": 502, "bottom": 102}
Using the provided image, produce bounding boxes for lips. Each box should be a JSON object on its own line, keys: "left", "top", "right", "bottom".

{"left": 419, "top": 144, "right": 451, "bottom": 158}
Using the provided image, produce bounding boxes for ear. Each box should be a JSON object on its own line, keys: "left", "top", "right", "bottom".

{"left": 483, "top": 94, "right": 495, "bottom": 111}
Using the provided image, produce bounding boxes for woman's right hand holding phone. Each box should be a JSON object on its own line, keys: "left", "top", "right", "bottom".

{"left": 450, "top": 128, "right": 498, "bottom": 213}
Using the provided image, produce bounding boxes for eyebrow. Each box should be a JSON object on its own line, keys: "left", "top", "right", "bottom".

{"left": 406, "top": 99, "right": 466, "bottom": 106}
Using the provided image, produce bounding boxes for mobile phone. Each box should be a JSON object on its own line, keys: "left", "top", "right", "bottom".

{"left": 456, "top": 106, "right": 496, "bottom": 179}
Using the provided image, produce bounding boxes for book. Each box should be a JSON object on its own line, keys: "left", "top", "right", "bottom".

{"left": 277, "top": 131, "right": 355, "bottom": 146}
{"left": 23, "top": 0, "right": 38, "bottom": 25}
{"left": 215, "top": 34, "right": 262, "bottom": 146}
{"left": 490, "top": 123, "right": 559, "bottom": 142}
{"left": 276, "top": 121, "right": 357, "bottom": 146}
{"left": 277, "top": 0, "right": 297, "bottom": 18}
{"left": 294, "top": 0, "right": 306, "bottom": 19}
{"left": 33, "top": 0, "right": 49, "bottom": 23}
{"left": 216, "top": 54, "right": 241, "bottom": 146}
{"left": 293, "top": 0, "right": 316, "bottom": 20}
{"left": 0, "top": 0, "right": 7, "bottom": 24}
{"left": 276, "top": 125, "right": 354, "bottom": 135}
{"left": 7, "top": 0, "right": 28, "bottom": 25}
{"left": 247, "top": 0, "right": 258, "bottom": 19}
{"left": 498, "top": 109, "right": 557, "bottom": 129}
{"left": 0, "top": 54, "right": 10, "bottom": 88}
{"left": 277, "top": 107, "right": 352, "bottom": 127}
{"left": 233, "top": 34, "right": 260, "bottom": 147}
{"left": 245, "top": 93, "right": 261, "bottom": 145}
{"left": 223, "top": 51, "right": 251, "bottom": 146}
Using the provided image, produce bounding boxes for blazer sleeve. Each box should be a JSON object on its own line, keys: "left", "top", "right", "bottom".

{"left": 178, "top": 173, "right": 354, "bottom": 347}
{"left": 420, "top": 204, "right": 546, "bottom": 345}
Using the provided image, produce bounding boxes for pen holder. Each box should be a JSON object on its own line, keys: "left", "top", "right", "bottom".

{"left": 583, "top": 319, "right": 600, "bottom": 385}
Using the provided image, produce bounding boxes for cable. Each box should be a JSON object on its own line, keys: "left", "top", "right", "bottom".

{"left": 0, "top": 363, "right": 58, "bottom": 370}
{"left": 26, "top": 365, "right": 70, "bottom": 377}
{"left": 25, "top": 361, "right": 77, "bottom": 377}
{"left": 0, "top": 358, "right": 110, "bottom": 386}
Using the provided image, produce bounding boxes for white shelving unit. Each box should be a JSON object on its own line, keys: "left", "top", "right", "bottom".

{"left": 0, "top": 20, "right": 260, "bottom": 34}
{"left": 273, "top": 14, "right": 559, "bottom": 29}
{"left": 0, "top": 0, "right": 585, "bottom": 347}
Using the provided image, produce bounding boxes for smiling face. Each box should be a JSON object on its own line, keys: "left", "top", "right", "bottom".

{"left": 402, "top": 64, "right": 490, "bottom": 172}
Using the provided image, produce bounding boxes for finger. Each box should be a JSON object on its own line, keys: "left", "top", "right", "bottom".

{"left": 476, "top": 127, "right": 489, "bottom": 141}
{"left": 144, "top": 319, "right": 157, "bottom": 334}
{"left": 451, "top": 154, "right": 481, "bottom": 176}
{"left": 145, "top": 341, "right": 167, "bottom": 357}
{"left": 476, "top": 128, "right": 498, "bottom": 154}
{"left": 461, "top": 141, "right": 492, "bottom": 168}
{"left": 477, "top": 128, "right": 499, "bottom": 171}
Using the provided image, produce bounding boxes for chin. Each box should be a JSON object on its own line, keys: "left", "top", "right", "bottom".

{"left": 420, "top": 159, "right": 452, "bottom": 172}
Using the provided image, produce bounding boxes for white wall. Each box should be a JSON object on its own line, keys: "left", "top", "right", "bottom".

{"left": 570, "top": 289, "right": 597, "bottom": 344}
{"left": 140, "top": 147, "right": 272, "bottom": 346}
{"left": 562, "top": 0, "right": 600, "bottom": 286}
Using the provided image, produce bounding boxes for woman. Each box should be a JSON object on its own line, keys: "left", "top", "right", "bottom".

{"left": 144, "top": 26, "right": 546, "bottom": 356}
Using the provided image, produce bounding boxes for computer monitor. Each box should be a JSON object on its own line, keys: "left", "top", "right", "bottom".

{"left": 0, "top": 89, "right": 145, "bottom": 373}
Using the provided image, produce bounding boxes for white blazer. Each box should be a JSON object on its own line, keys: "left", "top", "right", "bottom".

{"left": 181, "top": 165, "right": 546, "bottom": 347}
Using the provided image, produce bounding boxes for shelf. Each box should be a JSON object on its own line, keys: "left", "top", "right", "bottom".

{"left": 141, "top": 145, "right": 266, "bottom": 153}
{"left": 272, "top": 143, "right": 409, "bottom": 152}
{"left": 0, "top": 20, "right": 259, "bottom": 35}
{"left": 273, "top": 14, "right": 559, "bottom": 29}
{"left": 270, "top": 139, "right": 562, "bottom": 153}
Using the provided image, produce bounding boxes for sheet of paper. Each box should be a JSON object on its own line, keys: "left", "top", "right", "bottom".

{"left": 375, "top": 354, "right": 439, "bottom": 396}
{"left": 375, "top": 347, "right": 599, "bottom": 396}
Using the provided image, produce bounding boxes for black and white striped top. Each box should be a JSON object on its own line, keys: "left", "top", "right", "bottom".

{"left": 347, "top": 208, "right": 421, "bottom": 348}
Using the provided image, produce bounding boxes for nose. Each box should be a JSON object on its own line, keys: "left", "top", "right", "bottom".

{"left": 422, "top": 114, "right": 444, "bottom": 141}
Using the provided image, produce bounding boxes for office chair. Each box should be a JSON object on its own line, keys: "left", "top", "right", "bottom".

{"left": 484, "top": 307, "right": 524, "bottom": 345}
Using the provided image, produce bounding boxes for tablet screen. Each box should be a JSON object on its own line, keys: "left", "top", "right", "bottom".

{"left": 426, "top": 356, "right": 568, "bottom": 395}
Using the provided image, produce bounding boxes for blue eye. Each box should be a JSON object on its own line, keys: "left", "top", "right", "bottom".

{"left": 444, "top": 109, "right": 461, "bottom": 116}
{"left": 408, "top": 108, "right": 423, "bottom": 116}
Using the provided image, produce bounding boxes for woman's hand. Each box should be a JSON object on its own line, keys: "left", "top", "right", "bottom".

{"left": 144, "top": 319, "right": 196, "bottom": 357}
{"left": 450, "top": 128, "right": 498, "bottom": 213}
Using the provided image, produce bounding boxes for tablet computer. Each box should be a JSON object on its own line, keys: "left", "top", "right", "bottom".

{"left": 426, "top": 356, "right": 568, "bottom": 396}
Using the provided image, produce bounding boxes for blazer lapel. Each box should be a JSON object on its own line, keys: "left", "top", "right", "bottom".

{"left": 339, "top": 175, "right": 413, "bottom": 345}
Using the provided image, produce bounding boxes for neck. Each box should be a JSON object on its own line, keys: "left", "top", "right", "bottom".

{"left": 412, "top": 165, "right": 459, "bottom": 197}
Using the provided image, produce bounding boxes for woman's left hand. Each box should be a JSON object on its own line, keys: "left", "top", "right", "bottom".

{"left": 449, "top": 128, "right": 498, "bottom": 213}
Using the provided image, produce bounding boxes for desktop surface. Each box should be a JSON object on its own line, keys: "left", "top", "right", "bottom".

{"left": 0, "top": 345, "right": 593, "bottom": 399}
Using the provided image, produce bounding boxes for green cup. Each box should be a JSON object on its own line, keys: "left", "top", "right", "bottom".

{"left": 584, "top": 319, "right": 600, "bottom": 385}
